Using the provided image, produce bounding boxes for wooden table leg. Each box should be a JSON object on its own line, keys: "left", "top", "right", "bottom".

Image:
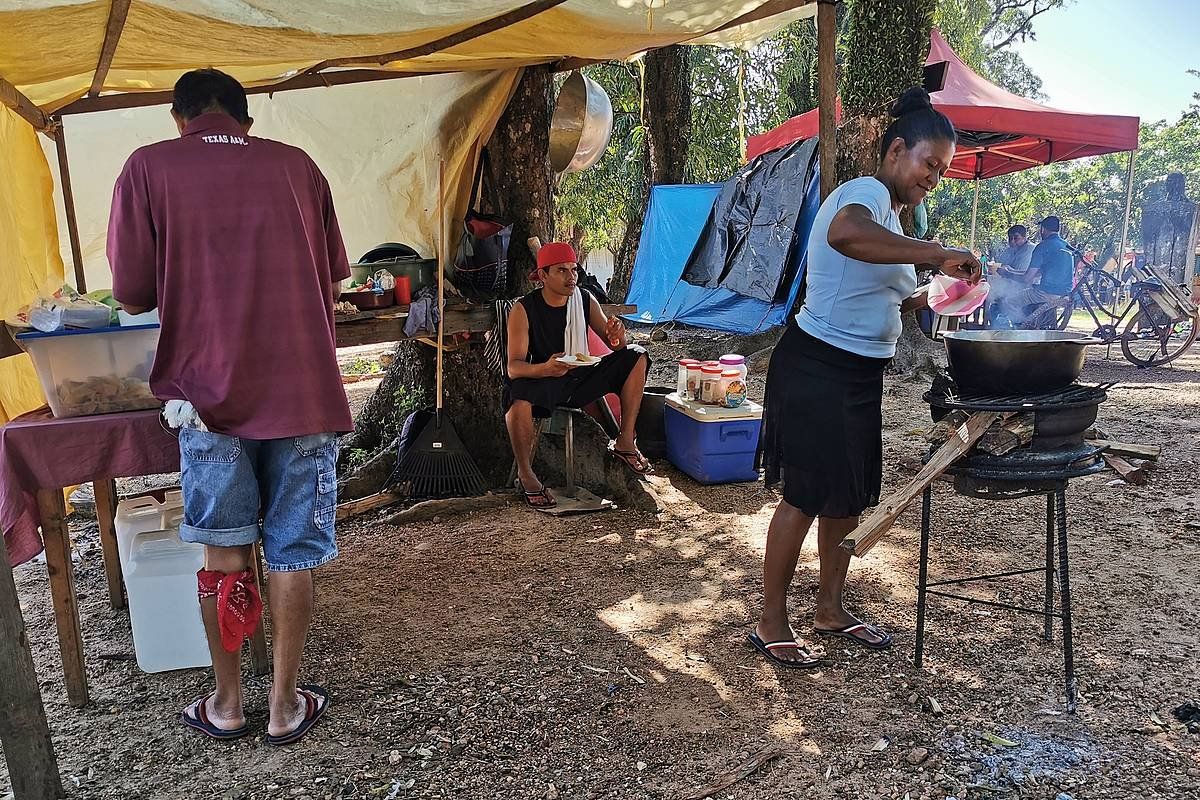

{"left": 0, "top": 527, "right": 65, "bottom": 798}
{"left": 93, "top": 478, "right": 126, "bottom": 610}
{"left": 248, "top": 544, "right": 270, "bottom": 676}
{"left": 37, "top": 488, "right": 89, "bottom": 708}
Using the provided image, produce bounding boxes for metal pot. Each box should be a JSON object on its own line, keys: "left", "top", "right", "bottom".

{"left": 549, "top": 71, "right": 614, "bottom": 174}
{"left": 942, "top": 330, "right": 1099, "bottom": 395}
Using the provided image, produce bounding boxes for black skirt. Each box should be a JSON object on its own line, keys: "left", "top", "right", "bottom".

{"left": 758, "top": 324, "right": 889, "bottom": 518}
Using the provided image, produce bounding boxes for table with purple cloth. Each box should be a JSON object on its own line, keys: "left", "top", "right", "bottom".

{"left": 0, "top": 408, "right": 179, "bottom": 706}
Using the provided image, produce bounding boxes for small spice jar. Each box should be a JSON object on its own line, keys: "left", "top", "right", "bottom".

{"left": 699, "top": 365, "right": 724, "bottom": 404}
{"left": 719, "top": 369, "right": 747, "bottom": 408}
{"left": 686, "top": 362, "right": 704, "bottom": 400}
{"left": 677, "top": 359, "right": 699, "bottom": 399}
{"left": 719, "top": 354, "right": 748, "bottom": 383}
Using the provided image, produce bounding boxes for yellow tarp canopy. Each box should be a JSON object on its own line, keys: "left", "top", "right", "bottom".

{"left": 0, "top": 1, "right": 815, "bottom": 421}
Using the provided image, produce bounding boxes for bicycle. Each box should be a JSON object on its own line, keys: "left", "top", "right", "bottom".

{"left": 1022, "top": 258, "right": 1198, "bottom": 367}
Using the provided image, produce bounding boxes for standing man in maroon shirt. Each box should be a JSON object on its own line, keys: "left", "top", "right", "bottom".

{"left": 109, "top": 69, "right": 351, "bottom": 745}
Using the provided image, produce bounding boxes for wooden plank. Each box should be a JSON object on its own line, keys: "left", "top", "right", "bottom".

{"left": 1103, "top": 453, "right": 1148, "bottom": 485}
{"left": 0, "top": 75, "right": 51, "bottom": 131}
{"left": 336, "top": 490, "right": 404, "bottom": 521}
{"left": 300, "top": 0, "right": 569, "bottom": 73}
{"left": 842, "top": 411, "right": 1003, "bottom": 557}
{"left": 37, "top": 488, "right": 89, "bottom": 707}
{"left": 0, "top": 530, "right": 65, "bottom": 800}
{"left": 816, "top": 0, "right": 838, "bottom": 200}
{"left": 701, "top": 0, "right": 817, "bottom": 37}
{"left": 92, "top": 479, "right": 125, "bottom": 610}
{"left": 56, "top": 68, "right": 443, "bottom": 116}
{"left": 89, "top": 0, "right": 132, "bottom": 97}
{"left": 248, "top": 544, "right": 269, "bottom": 676}
{"left": 1090, "top": 439, "right": 1160, "bottom": 461}
{"left": 335, "top": 303, "right": 637, "bottom": 349}
{"left": 51, "top": 121, "right": 87, "bottom": 292}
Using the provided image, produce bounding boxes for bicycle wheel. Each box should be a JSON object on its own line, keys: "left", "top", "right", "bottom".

{"left": 1120, "top": 310, "right": 1198, "bottom": 367}
{"left": 1055, "top": 300, "right": 1074, "bottom": 330}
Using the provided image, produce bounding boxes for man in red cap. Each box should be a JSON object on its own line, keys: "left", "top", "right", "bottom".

{"left": 505, "top": 242, "right": 651, "bottom": 507}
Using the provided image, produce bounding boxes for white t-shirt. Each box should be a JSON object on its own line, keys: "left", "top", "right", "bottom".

{"left": 796, "top": 176, "right": 918, "bottom": 359}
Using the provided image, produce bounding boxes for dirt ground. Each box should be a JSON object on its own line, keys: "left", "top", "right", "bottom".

{"left": 3, "top": 334, "right": 1199, "bottom": 800}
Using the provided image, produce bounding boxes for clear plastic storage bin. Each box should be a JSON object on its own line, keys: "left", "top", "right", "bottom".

{"left": 15, "top": 324, "right": 160, "bottom": 418}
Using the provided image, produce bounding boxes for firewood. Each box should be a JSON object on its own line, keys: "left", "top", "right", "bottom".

{"left": 977, "top": 413, "right": 1036, "bottom": 456}
{"left": 335, "top": 490, "right": 404, "bottom": 521}
{"left": 1103, "top": 454, "right": 1148, "bottom": 485}
{"left": 925, "top": 409, "right": 970, "bottom": 445}
{"left": 844, "top": 411, "right": 1004, "bottom": 557}
{"left": 1091, "top": 440, "right": 1161, "bottom": 461}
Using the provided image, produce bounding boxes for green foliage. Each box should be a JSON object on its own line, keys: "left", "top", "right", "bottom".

{"left": 554, "top": 19, "right": 819, "bottom": 254}
{"left": 927, "top": 116, "right": 1200, "bottom": 257}
{"left": 934, "top": 0, "right": 1057, "bottom": 97}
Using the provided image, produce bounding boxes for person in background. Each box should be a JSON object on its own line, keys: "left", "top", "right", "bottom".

{"left": 985, "top": 224, "right": 1035, "bottom": 322}
{"left": 505, "top": 242, "right": 652, "bottom": 509}
{"left": 751, "top": 87, "right": 980, "bottom": 668}
{"left": 1001, "top": 216, "right": 1076, "bottom": 326}
{"left": 109, "top": 69, "right": 348, "bottom": 744}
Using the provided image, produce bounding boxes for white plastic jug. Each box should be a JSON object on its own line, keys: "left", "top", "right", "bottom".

{"left": 116, "top": 493, "right": 212, "bottom": 673}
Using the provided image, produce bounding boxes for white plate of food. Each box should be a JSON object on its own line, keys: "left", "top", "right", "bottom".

{"left": 556, "top": 353, "right": 601, "bottom": 367}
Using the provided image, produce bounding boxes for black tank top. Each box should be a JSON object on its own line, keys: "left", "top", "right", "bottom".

{"left": 517, "top": 287, "right": 593, "bottom": 363}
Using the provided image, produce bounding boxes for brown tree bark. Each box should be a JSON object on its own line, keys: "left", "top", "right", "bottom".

{"left": 489, "top": 64, "right": 557, "bottom": 297}
{"left": 340, "top": 66, "right": 557, "bottom": 496}
{"left": 836, "top": 0, "right": 941, "bottom": 378}
{"left": 609, "top": 45, "right": 692, "bottom": 303}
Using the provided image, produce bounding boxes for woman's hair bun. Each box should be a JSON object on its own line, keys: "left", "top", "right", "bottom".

{"left": 889, "top": 86, "right": 933, "bottom": 118}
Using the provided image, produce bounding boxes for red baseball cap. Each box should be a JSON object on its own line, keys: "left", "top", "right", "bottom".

{"left": 536, "top": 242, "right": 577, "bottom": 271}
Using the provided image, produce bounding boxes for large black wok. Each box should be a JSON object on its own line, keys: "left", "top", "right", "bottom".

{"left": 943, "top": 330, "right": 1099, "bottom": 395}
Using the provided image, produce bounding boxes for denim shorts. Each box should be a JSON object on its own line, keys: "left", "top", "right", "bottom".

{"left": 177, "top": 427, "right": 339, "bottom": 572}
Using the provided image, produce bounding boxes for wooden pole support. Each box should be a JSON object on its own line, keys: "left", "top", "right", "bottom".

{"left": 0, "top": 530, "right": 65, "bottom": 799}
{"left": 50, "top": 119, "right": 88, "bottom": 293}
{"left": 841, "top": 411, "right": 1002, "bottom": 557}
{"left": 36, "top": 488, "right": 89, "bottom": 707}
{"left": 93, "top": 479, "right": 126, "bottom": 610}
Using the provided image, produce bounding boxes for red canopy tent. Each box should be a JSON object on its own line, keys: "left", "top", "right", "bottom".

{"left": 746, "top": 28, "right": 1140, "bottom": 181}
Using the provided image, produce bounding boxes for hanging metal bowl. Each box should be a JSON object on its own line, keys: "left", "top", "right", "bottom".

{"left": 549, "top": 71, "right": 614, "bottom": 174}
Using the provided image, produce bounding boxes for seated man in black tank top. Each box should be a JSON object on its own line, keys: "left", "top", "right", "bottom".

{"left": 506, "top": 242, "right": 652, "bottom": 508}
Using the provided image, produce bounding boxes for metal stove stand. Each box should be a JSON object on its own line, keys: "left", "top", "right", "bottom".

{"left": 913, "top": 448, "right": 1105, "bottom": 713}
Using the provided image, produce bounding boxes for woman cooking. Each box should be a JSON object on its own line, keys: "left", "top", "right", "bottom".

{"left": 750, "top": 87, "right": 982, "bottom": 667}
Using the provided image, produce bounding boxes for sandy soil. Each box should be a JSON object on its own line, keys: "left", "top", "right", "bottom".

{"left": 3, "top": 339, "right": 1198, "bottom": 800}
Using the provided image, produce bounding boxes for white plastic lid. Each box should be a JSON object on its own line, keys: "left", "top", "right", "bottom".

{"left": 719, "top": 354, "right": 745, "bottom": 365}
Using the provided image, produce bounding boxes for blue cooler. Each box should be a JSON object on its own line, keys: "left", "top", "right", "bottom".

{"left": 664, "top": 393, "right": 763, "bottom": 484}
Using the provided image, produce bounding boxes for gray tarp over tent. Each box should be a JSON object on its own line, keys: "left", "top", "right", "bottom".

{"left": 681, "top": 137, "right": 819, "bottom": 303}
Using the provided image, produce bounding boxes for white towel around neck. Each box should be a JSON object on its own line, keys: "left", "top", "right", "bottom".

{"left": 564, "top": 287, "right": 589, "bottom": 358}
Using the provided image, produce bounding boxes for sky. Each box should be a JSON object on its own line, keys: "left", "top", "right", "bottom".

{"left": 1014, "top": 0, "right": 1199, "bottom": 124}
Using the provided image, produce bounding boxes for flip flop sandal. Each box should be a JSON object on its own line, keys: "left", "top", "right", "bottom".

{"left": 514, "top": 478, "right": 557, "bottom": 508}
{"left": 611, "top": 447, "right": 654, "bottom": 475}
{"left": 180, "top": 693, "right": 249, "bottom": 741}
{"left": 813, "top": 622, "right": 894, "bottom": 651}
{"left": 266, "top": 684, "right": 331, "bottom": 747}
{"left": 747, "top": 631, "right": 825, "bottom": 669}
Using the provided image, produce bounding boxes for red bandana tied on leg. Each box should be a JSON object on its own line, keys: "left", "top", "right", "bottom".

{"left": 197, "top": 569, "right": 263, "bottom": 652}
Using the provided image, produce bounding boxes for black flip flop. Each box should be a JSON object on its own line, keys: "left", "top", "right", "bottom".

{"left": 266, "top": 684, "right": 331, "bottom": 747}
{"left": 611, "top": 447, "right": 654, "bottom": 475}
{"left": 515, "top": 478, "right": 557, "bottom": 508}
{"left": 180, "top": 693, "right": 249, "bottom": 741}
{"left": 747, "top": 631, "right": 825, "bottom": 669}
{"left": 813, "top": 622, "right": 894, "bottom": 650}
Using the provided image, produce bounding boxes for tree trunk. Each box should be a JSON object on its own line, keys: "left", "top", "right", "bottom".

{"left": 490, "top": 64, "right": 557, "bottom": 297}
{"left": 609, "top": 45, "right": 692, "bottom": 303}
{"left": 837, "top": 0, "right": 940, "bottom": 378}
{"left": 339, "top": 66, "right": 557, "bottom": 496}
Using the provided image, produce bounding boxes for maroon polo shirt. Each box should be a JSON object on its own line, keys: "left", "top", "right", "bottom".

{"left": 108, "top": 112, "right": 353, "bottom": 439}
